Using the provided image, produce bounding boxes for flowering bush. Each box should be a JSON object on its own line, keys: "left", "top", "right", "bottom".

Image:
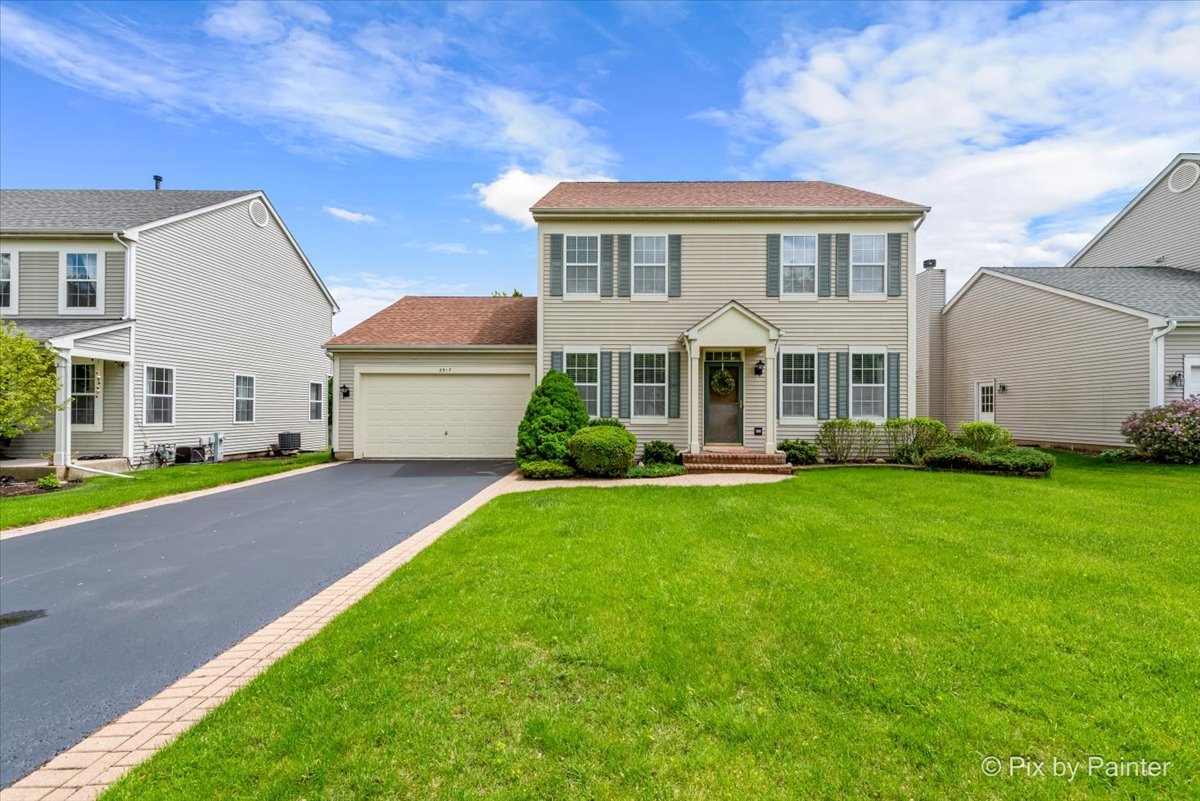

{"left": 1120, "top": 398, "right": 1200, "bottom": 464}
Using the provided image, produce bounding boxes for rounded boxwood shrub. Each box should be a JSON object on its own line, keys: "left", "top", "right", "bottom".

{"left": 777, "top": 439, "right": 819, "bottom": 465}
{"left": 957, "top": 422, "right": 1013, "bottom": 452}
{"left": 519, "top": 460, "right": 575, "bottom": 480}
{"left": 1120, "top": 398, "right": 1200, "bottom": 464}
{"left": 642, "top": 439, "right": 680, "bottom": 465}
{"left": 924, "top": 446, "right": 985, "bottom": 471}
{"left": 515, "top": 371, "right": 590, "bottom": 466}
{"left": 568, "top": 426, "right": 637, "bottom": 477}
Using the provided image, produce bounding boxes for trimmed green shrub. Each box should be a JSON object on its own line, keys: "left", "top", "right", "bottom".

{"left": 587, "top": 418, "right": 626, "bottom": 429}
{"left": 850, "top": 420, "right": 881, "bottom": 462}
{"left": 515, "top": 371, "right": 590, "bottom": 466}
{"left": 983, "top": 447, "right": 1056, "bottom": 475}
{"left": 518, "top": 460, "right": 575, "bottom": 480}
{"left": 885, "top": 417, "right": 951, "bottom": 464}
{"left": 627, "top": 462, "right": 687, "bottom": 478}
{"left": 642, "top": 439, "right": 680, "bottom": 465}
{"left": 1121, "top": 398, "right": 1200, "bottom": 464}
{"left": 568, "top": 426, "right": 637, "bottom": 478}
{"left": 1099, "top": 447, "right": 1145, "bottom": 462}
{"left": 777, "top": 439, "right": 820, "bottom": 465}
{"left": 924, "top": 446, "right": 985, "bottom": 471}
{"left": 814, "top": 420, "right": 855, "bottom": 463}
{"left": 36, "top": 473, "right": 62, "bottom": 490}
{"left": 957, "top": 422, "right": 1013, "bottom": 452}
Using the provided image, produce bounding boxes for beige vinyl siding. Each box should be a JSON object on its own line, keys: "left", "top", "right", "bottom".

{"left": 1164, "top": 325, "right": 1200, "bottom": 403}
{"left": 914, "top": 268, "right": 946, "bottom": 420}
{"left": 0, "top": 245, "right": 126, "bottom": 317}
{"left": 74, "top": 327, "right": 131, "bottom": 355}
{"left": 1073, "top": 165, "right": 1200, "bottom": 271}
{"left": 944, "top": 273, "right": 1149, "bottom": 448}
{"left": 334, "top": 349, "right": 537, "bottom": 457}
{"left": 541, "top": 223, "right": 912, "bottom": 446}
{"left": 133, "top": 198, "right": 333, "bottom": 460}
{"left": 5, "top": 360, "right": 125, "bottom": 458}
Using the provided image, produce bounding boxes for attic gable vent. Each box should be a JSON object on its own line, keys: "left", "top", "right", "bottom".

{"left": 248, "top": 198, "right": 270, "bottom": 227}
{"left": 1167, "top": 161, "right": 1199, "bottom": 194}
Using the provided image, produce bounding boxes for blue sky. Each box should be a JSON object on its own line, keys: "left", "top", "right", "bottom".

{"left": 2, "top": 0, "right": 1197, "bottom": 331}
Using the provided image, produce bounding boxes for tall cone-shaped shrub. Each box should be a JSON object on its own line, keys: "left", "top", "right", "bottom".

{"left": 515, "top": 370, "right": 590, "bottom": 466}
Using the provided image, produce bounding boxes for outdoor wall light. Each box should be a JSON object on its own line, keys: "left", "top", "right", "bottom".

{"left": 754, "top": 360, "right": 765, "bottom": 376}
{"left": 1169, "top": 371, "right": 1183, "bottom": 387}
{"left": 340, "top": 384, "right": 351, "bottom": 399}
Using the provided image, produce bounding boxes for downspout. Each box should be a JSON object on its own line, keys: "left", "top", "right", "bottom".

{"left": 113, "top": 231, "right": 137, "bottom": 463}
{"left": 67, "top": 461, "right": 135, "bottom": 479}
{"left": 1149, "top": 319, "right": 1177, "bottom": 406}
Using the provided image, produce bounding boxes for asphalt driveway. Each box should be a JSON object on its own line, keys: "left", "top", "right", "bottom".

{"left": 0, "top": 459, "right": 512, "bottom": 787}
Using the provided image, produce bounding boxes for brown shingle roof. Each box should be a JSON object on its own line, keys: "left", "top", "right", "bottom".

{"left": 531, "top": 181, "right": 926, "bottom": 211}
{"left": 327, "top": 296, "right": 537, "bottom": 347}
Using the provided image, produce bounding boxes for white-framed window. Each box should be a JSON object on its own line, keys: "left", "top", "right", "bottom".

{"left": 851, "top": 350, "right": 887, "bottom": 419}
{"left": 565, "top": 350, "right": 601, "bottom": 417}
{"left": 780, "top": 350, "right": 816, "bottom": 418}
{"left": 564, "top": 235, "right": 599, "bottom": 295}
{"left": 144, "top": 365, "right": 175, "bottom": 426}
{"left": 633, "top": 235, "right": 667, "bottom": 296}
{"left": 234, "top": 374, "right": 256, "bottom": 423}
{"left": 309, "top": 381, "right": 324, "bottom": 421}
{"left": 632, "top": 349, "right": 668, "bottom": 418}
{"left": 0, "top": 251, "right": 17, "bottom": 313}
{"left": 70, "top": 361, "right": 102, "bottom": 431}
{"left": 781, "top": 235, "right": 817, "bottom": 296}
{"left": 60, "top": 251, "right": 104, "bottom": 314}
{"left": 850, "top": 234, "right": 886, "bottom": 295}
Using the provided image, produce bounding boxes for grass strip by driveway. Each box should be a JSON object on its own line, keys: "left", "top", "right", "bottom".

{"left": 0, "top": 451, "right": 331, "bottom": 529}
{"left": 105, "top": 453, "right": 1198, "bottom": 800}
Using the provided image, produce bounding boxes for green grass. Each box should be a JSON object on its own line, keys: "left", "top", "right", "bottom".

{"left": 0, "top": 451, "right": 331, "bottom": 529}
{"left": 105, "top": 453, "right": 1198, "bottom": 800}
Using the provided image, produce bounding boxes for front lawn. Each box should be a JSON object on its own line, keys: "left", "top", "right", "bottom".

{"left": 106, "top": 453, "right": 1197, "bottom": 800}
{"left": 0, "top": 451, "right": 332, "bottom": 529}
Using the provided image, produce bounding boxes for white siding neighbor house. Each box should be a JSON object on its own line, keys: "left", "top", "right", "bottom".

{"left": 330, "top": 181, "right": 930, "bottom": 465}
{"left": 1, "top": 189, "right": 338, "bottom": 472}
{"left": 924, "top": 154, "right": 1200, "bottom": 449}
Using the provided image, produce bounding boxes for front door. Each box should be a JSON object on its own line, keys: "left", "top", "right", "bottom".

{"left": 705, "top": 362, "right": 743, "bottom": 444}
{"left": 975, "top": 381, "right": 995, "bottom": 423}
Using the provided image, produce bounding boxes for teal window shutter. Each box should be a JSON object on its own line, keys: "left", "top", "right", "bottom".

{"left": 550, "top": 350, "right": 563, "bottom": 372}
{"left": 601, "top": 235, "right": 614, "bottom": 298}
{"left": 835, "top": 351, "right": 849, "bottom": 418}
{"left": 600, "top": 351, "right": 613, "bottom": 418}
{"left": 887, "top": 352, "right": 901, "bottom": 418}
{"left": 617, "top": 235, "right": 631, "bottom": 297}
{"left": 618, "top": 351, "right": 631, "bottom": 418}
{"left": 835, "top": 234, "right": 849, "bottom": 297}
{"left": 818, "top": 353, "right": 830, "bottom": 419}
{"left": 887, "top": 233, "right": 902, "bottom": 297}
{"left": 668, "top": 351, "right": 680, "bottom": 418}
{"left": 548, "top": 234, "right": 563, "bottom": 297}
{"left": 766, "top": 234, "right": 781, "bottom": 297}
{"left": 668, "top": 234, "right": 682, "bottom": 297}
{"left": 817, "top": 234, "right": 832, "bottom": 297}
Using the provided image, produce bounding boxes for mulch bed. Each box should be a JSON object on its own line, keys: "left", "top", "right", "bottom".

{"left": 0, "top": 480, "right": 83, "bottom": 498}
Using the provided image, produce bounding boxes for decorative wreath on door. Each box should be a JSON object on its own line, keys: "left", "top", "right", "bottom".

{"left": 710, "top": 367, "right": 736, "bottom": 396}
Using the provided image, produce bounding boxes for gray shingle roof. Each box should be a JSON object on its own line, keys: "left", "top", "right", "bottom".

{"left": 0, "top": 190, "right": 257, "bottom": 233}
{"left": 988, "top": 267, "right": 1200, "bottom": 318}
{"left": 5, "top": 318, "right": 128, "bottom": 342}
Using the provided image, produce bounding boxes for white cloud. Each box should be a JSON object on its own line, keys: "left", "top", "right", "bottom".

{"left": 203, "top": 1, "right": 285, "bottom": 44}
{"left": 474, "top": 167, "right": 616, "bottom": 228}
{"left": 322, "top": 205, "right": 377, "bottom": 224}
{"left": 404, "top": 241, "right": 488, "bottom": 255}
{"left": 706, "top": 1, "right": 1200, "bottom": 291}
{"left": 328, "top": 272, "right": 470, "bottom": 333}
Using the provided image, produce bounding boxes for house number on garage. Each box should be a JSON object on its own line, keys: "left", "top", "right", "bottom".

{"left": 438, "top": 367, "right": 453, "bottom": 373}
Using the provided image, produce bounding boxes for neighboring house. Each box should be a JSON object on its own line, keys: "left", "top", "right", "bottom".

{"left": 330, "top": 181, "right": 929, "bottom": 460}
{"left": 0, "top": 189, "right": 338, "bottom": 470}
{"left": 926, "top": 154, "right": 1200, "bottom": 449}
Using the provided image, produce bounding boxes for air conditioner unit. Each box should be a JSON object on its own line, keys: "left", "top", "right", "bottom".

{"left": 278, "top": 431, "right": 301, "bottom": 451}
{"left": 211, "top": 432, "right": 225, "bottom": 462}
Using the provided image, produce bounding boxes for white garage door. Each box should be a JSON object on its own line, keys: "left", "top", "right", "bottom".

{"left": 359, "top": 372, "right": 532, "bottom": 458}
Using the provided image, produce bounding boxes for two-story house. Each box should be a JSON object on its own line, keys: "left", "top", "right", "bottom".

{"left": 925, "top": 153, "right": 1200, "bottom": 450}
{"left": 1, "top": 189, "right": 338, "bottom": 473}
{"left": 328, "top": 181, "right": 928, "bottom": 461}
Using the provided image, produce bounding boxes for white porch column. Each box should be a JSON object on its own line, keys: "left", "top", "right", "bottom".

{"left": 764, "top": 350, "right": 776, "bottom": 454}
{"left": 53, "top": 352, "right": 71, "bottom": 469}
{"left": 688, "top": 342, "right": 701, "bottom": 454}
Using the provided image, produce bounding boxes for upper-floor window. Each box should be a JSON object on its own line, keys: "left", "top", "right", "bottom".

{"left": 71, "top": 362, "right": 100, "bottom": 429}
{"left": 850, "top": 235, "right": 886, "bottom": 295}
{"left": 565, "top": 350, "right": 600, "bottom": 416}
{"left": 781, "top": 236, "right": 816, "bottom": 295}
{"left": 565, "top": 235, "right": 598, "bottom": 295}
{"left": 309, "top": 382, "right": 324, "bottom": 421}
{"left": 0, "top": 252, "right": 13, "bottom": 312}
{"left": 780, "top": 352, "right": 816, "bottom": 418}
{"left": 632, "top": 350, "right": 667, "bottom": 418}
{"left": 851, "top": 351, "right": 886, "bottom": 418}
{"left": 234, "top": 374, "right": 256, "bottom": 423}
{"left": 65, "top": 253, "right": 99, "bottom": 308}
{"left": 145, "top": 365, "right": 175, "bottom": 426}
{"left": 633, "top": 235, "right": 667, "bottom": 296}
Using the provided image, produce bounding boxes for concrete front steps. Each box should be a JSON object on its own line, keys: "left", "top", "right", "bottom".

{"left": 683, "top": 448, "right": 793, "bottom": 475}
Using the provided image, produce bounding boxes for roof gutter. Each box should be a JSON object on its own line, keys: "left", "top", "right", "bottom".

{"left": 531, "top": 205, "right": 930, "bottom": 222}
{"left": 324, "top": 343, "right": 537, "bottom": 352}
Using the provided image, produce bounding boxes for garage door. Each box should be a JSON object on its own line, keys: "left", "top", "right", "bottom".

{"left": 359, "top": 372, "right": 532, "bottom": 458}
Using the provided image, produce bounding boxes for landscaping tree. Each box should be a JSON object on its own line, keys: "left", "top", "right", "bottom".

{"left": 515, "top": 370, "right": 590, "bottom": 466}
{"left": 0, "top": 323, "right": 64, "bottom": 443}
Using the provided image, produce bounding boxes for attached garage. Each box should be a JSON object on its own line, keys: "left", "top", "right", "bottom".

{"left": 327, "top": 296, "right": 538, "bottom": 460}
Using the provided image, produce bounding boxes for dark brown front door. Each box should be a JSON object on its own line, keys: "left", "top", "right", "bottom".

{"left": 705, "top": 363, "right": 742, "bottom": 444}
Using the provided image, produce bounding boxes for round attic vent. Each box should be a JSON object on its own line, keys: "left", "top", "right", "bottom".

{"left": 248, "top": 198, "right": 270, "bottom": 227}
{"left": 1167, "top": 161, "right": 1199, "bottom": 194}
